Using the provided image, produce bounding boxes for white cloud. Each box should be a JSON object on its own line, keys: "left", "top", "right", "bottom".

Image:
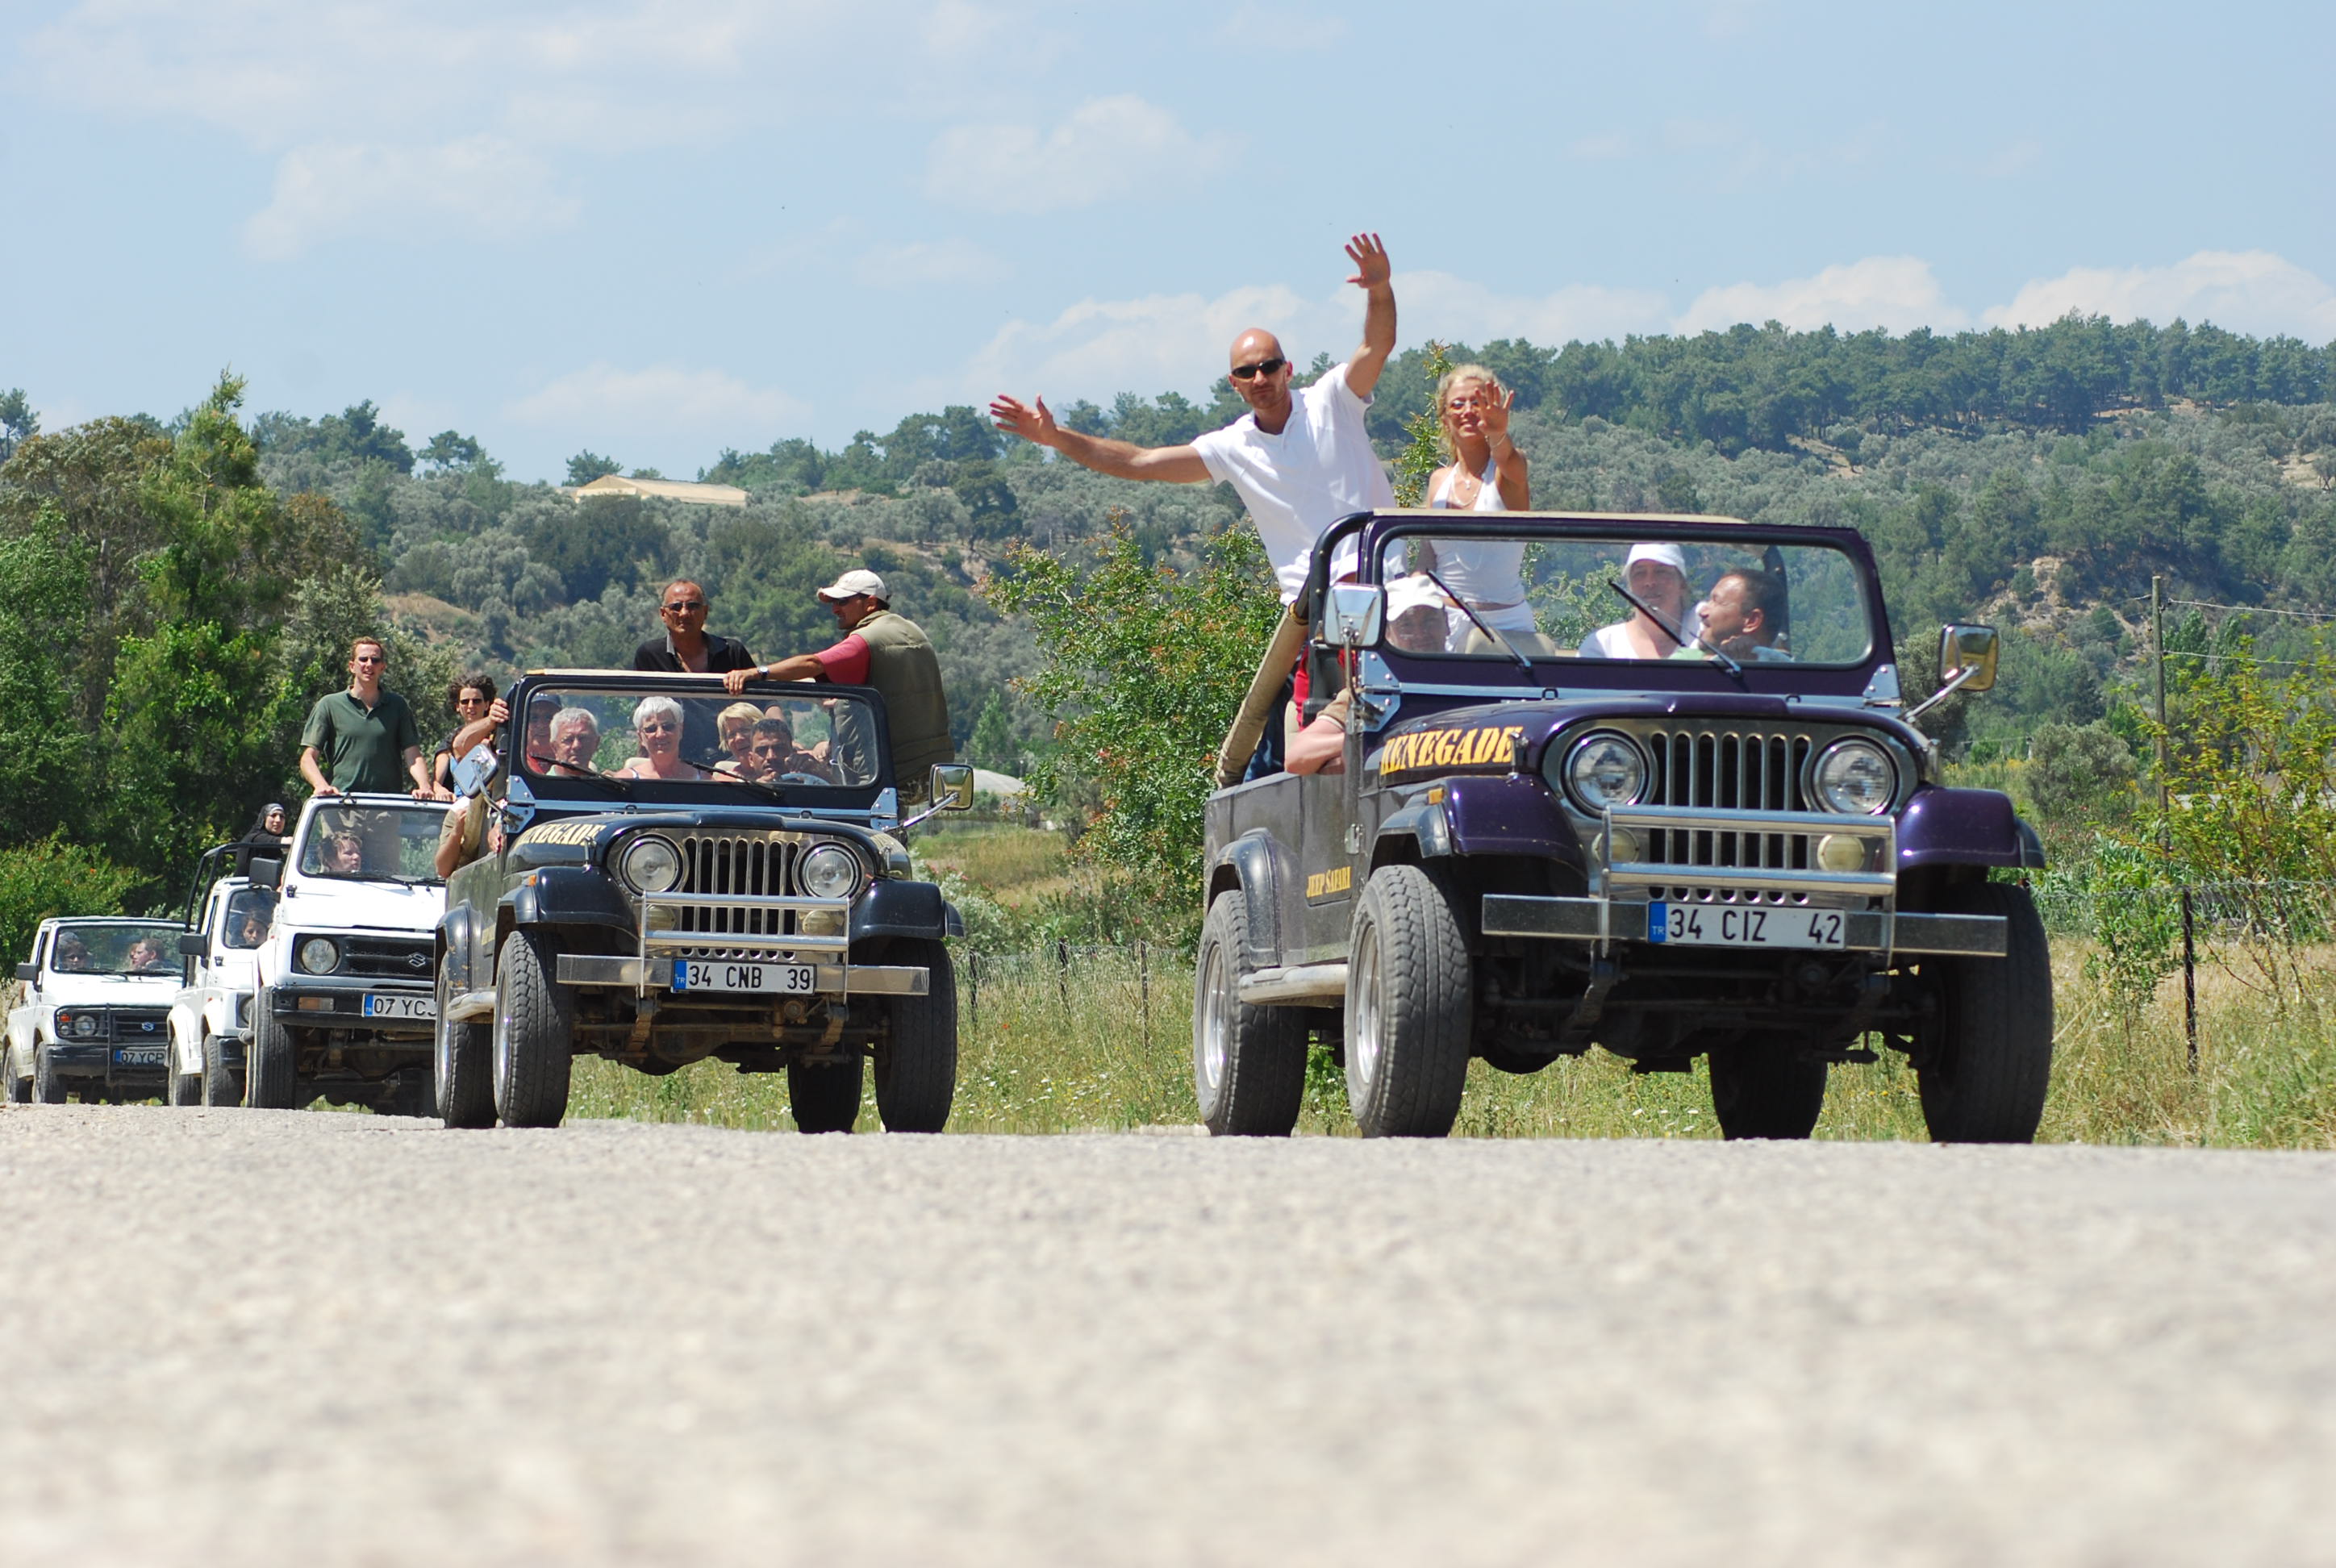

{"left": 965, "top": 283, "right": 1323, "bottom": 403}
{"left": 508, "top": 364, "right": 811, "bottom": 448}
{"left": 1984, "top": 250, "right": 2336, "bottom": 339}
{"left": 1674, "top": 256, "right": 1967, "bottom": 335}
{"left": 926, "top": 95, "right": 1232, "bottom": 214}
{"left": 244, "top": 137, "right": 578, "bottom": 260}
{"left": 859, "top": 238, "right": 1011, "bottom": 289}
{"left": 1212, "top": 3, "right": 1348, "bottom": 50}
{"left": 1399, "top": 271, "right": 1668, "bottom": 348}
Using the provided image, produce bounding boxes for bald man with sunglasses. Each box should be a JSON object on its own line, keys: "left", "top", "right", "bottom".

{"left": 990, "top": 234, "right": 1397, "bottom": 607}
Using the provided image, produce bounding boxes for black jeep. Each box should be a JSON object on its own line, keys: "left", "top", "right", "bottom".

{"left": 1195, "top": 511, "right": 2051, "bottom": 1141}
{"left": 434, "top": 672, "right": 970, "bottom": 1131}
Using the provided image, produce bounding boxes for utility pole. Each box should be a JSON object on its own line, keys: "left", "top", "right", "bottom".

{"left": 2151, "top": 575, "right": 2199, "bottom": 1072}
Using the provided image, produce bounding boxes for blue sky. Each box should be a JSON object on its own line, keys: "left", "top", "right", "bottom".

{"left": 5, "top": 0, "right": 2332, "bottom": 482}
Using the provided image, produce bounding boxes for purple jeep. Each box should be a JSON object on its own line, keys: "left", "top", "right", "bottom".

{"left": 1195, "top": 511, "right": 2050, "bottom": 1141}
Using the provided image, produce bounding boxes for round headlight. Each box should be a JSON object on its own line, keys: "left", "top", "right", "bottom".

{"left": 1813, "top": 738, "right": 1898, "bottom": 815}
{"left": 298, "top": 936, "right": 340, "bottom": 974}
{"left": 618, "top": 836, "right": 683, "bottom": 895}
{"left": 799, "top": 843, "right": 865, "bottom": 901}
{"left": 75, "top": 1014, "right": 102, "bottom": 1039}
{"left": 1562, "top": 732, "right": 1648, "bottom": 813}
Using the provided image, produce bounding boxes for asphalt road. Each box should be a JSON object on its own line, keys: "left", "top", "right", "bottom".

{"left": 2, "top": 1107, "right": 2331, "bottom": 1566}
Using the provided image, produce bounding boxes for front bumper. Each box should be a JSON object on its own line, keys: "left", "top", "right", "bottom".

{"left": 267, "top": 974, "right": 436, "bottom": 1032}
{"left": 1489, "top": 804, "right": 2005, "bottom": 958}
{"left": 553, "top": 954, "right": 929, "bottom": 996}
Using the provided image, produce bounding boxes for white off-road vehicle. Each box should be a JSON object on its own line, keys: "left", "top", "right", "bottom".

{"left": 165, "top": 845, "right": 279, "bottom": 1107}
{"left": 248, "top": 794, "right": 449, "bottom": 1115}
{"left": 7, "top": 917, "right": 188, "bottom": 1103}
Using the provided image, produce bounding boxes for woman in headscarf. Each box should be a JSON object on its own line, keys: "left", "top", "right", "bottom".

{"left": 242, "top": 803, "right": 289, "bottom": 844}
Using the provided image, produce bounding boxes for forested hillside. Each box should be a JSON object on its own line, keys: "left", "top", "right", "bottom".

{"left": 4, "top": 313, "right": 2335, "bottom": 921}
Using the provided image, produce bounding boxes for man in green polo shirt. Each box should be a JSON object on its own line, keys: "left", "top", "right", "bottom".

{"left": 298, "top": 636, "right": 432, "bottom": 799}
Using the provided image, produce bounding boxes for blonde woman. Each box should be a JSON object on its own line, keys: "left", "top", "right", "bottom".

{"left": 713, "top": 701, "right": 763, "bottom": 779}
{"left": 1416, "top": 365, "right": 1550, "bottom": 654}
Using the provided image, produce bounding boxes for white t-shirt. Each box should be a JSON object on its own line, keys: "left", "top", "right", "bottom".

{"left": 1191, "top": 362, "right": 1395, "bottom": 603}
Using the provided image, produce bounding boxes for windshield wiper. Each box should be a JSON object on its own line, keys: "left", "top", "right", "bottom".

{"left": 1605, "top": 579, "right": 1743, "bottom": 676}
{"left": 528, "top": 753, "right": 634, "bottom": 794}
{"left": 1425, "top": 569, "right": 1537, "bottom": 677}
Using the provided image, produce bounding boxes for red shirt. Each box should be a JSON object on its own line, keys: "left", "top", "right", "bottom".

{"left": 815, "top": 633, "right": 871, "bottom": 686}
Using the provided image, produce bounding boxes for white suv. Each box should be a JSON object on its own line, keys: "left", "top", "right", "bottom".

{"left": 7, "top": 918, "right": 188, "bottom": 1103}
{"left": 248, "top": 794, "right": 448, "bottom": 1115}
{"left": 165, "top": 856, "right": 277, "bottom": 1107}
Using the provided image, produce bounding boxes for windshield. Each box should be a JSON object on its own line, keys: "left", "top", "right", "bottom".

{"left": 48, "top": 922, "right": 182, "bottom": 976}
{"left": 221, "top": 888, "right": 277, "bottom": 949}
{"left": 515, "top": 684, "right": 886, "bottom": 792}
{"left": 297, "top": 803, "right": 449, "bottom": 883}
{"left": 1371, "top": 530, "right": 1874, "bottom": 667}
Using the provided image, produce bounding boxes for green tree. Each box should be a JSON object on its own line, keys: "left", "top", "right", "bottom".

{"left": 0, "top": 388, "right": 37, "bottom": 463}
{"left": 985, "top": 523, "right": 1280, "bottom": 903}
{"left": 0, "top": 520, "right": 90, "bottom": 842}
{"left": 565, "top": 450, "right": 622, "bottom": 486}
{"left": 0, "top": 836, "right": 142, "bottom": 968}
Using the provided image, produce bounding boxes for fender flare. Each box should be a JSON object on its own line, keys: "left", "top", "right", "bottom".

{"left": 439, "top": 903, "right": 480, "bottom": 992}
{"left": 1211, "top": 831, "right": 1287, "bottom": 972}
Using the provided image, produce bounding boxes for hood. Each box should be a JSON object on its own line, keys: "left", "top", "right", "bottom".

{"left": 278, "top": 877, "right": 446, "bottom": 932}
{"left": 39, "top": 972, "right": 181, "bottom": 1007}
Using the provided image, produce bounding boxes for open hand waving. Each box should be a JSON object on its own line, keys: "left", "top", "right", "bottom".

{"left": 988, "top": 393, "right": 1058, "bottom": 448}
{"left": 1344, "top": 232, "right": 1391, "bottom": 291}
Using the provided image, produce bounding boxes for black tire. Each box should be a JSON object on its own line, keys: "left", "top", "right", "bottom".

{"left": 491, "top": 930, "right": 573, "bottom": 1128}
{"left": 167, "top": 1037, "right": 202, "bottom": 1107}
{"left": 1708, "top": 1031, "right": 1828, "bottom": 1140}
{"left": 1919, "top": 881, "right": 2054, "bottom": 1143}
{"left": 200, "top": 1030, "right": 244, "bottom": 1107}
{"left": 1345, "top": 865, "right": 1474, "bottom": 1138}
{"left": 32, "top": 1045, "right": 67, "bottom": 1105}
{"left": 1192, "top": 895, "right": 1306, "bottom": 1136}
{"left": 788, "top": 1057, "right": 864, "bottom": 1134}
{"left": 6, "top": 1045, "right": 31, "bottom": 1103}
{"left": 435, "top": 953, "right": 494, "bottom": 1128}
{"left": 874, "top": 939, "right": 957, "bottom": 1133}
{"left": 248, "top": 1002, "right": 299, "bottom": 1110}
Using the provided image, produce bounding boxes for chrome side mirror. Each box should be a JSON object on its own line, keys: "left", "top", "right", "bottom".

{"left": 930, "top": 763, "right": 975, "bottom": 812}
{"left": 1325, "top": 583, "right": 1385, "bottom": 648}
{"left": 1939, "top": 623, "right": 1999, "bottom": 693}
{"left": 1906, "top": 623, "right": 2000, "bottom": 723}
{"left": 449, "top": 744, "right": 498, "bottom": 799}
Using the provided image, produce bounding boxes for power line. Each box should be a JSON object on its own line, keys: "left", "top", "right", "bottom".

{"left": 2124, "top": 594, "right": 2336, "bottom": 623}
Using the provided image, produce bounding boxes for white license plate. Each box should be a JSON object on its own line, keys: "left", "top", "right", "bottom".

{"left": 1647, "top": 903, "right": 1847, "bottom": 949}
{"left": 363, "top": 993, "right": 437, "bottom": 1020}
{"left": 672, "top": 961, "right": 819, "bottom": 995}
{"left": 114, "top": 1047, "right": 166, "bottom": 1067}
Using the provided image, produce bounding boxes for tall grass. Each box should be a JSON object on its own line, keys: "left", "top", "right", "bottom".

{"left": 569, "top": 936, "right": 2336, "bottom": 1145}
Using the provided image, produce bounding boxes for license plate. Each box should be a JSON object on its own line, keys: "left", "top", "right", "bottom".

{"left": 362, "top": 993, "right": 437, "bottom": 1020}
{"left": 672, "top": 960, "right": 819, "bottom": 995}
{"left": 113, "top": 1047, "right": 166, "bottom": 1067}
{"left": 1646, "top": 903, "right": 1847, "bottom": 949}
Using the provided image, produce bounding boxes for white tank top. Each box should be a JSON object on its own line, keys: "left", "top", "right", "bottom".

{"left": 1428, "top": 461, "right": 1506, "bottom": 513}
{"left": 1425, "top": 461, "right": 1534, "bottom": 631}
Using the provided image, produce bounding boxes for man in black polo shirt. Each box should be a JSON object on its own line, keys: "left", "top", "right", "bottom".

{"left": 633, "top": 579, "right": 757, "bottom": 675}
{"left": 298, "top": 636, "right": 432, "bottom": 799}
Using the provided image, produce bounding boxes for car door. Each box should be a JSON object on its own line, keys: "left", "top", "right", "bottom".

{"left": 7, "top": 928, "right": 49, "bottom": 1056}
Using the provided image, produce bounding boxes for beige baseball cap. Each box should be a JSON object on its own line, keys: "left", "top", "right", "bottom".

{"left": 816, "top": 569, "right": 887, "bottom": 602}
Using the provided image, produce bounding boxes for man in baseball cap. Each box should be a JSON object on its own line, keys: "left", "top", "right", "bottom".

{"left": 723, "top": 566, "right": 954, "bottom": 800}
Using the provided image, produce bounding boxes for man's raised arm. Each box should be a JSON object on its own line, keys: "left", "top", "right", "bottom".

{"left": 988, "top": 394, "right": 1211, "bottom": 485}
{"left": 1341, "top": 232, "right": 1397, "bottom": 398}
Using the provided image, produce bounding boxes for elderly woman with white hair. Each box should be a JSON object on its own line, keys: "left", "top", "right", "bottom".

{"left": 617, "top": 695, "right": 718, "bottom": 781}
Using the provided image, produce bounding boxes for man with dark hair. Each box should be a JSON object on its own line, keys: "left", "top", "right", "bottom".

{"left": 299, "top": 637, "right": 431, "bottom": 798}
{"left": 634, "top": 579, "right": 757, "bottom": 675}
{"left": 722, "top": 568, "right": 952, "bottom": 801}
{"left": 1687, "top": 569, "right": 1792, "bottom": 661}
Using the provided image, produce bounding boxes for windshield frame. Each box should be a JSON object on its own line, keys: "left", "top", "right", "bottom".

{"left": 1333, "top": 513, "right": 1895, "bottom": 699}
{"left": 290, "top": 796, "right": 453, "bottom": 886}
{"left": 505, "top": 673, "right": 897, "bottom": 811}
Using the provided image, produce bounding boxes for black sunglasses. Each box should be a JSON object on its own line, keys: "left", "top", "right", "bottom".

{"left": 662, "top": 598, "right": 707, "bottom": 613}
{"left": 1228, "top": 357, "right": 1287, "bottom": 382}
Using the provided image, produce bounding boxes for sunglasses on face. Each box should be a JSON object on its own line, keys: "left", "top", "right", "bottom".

{"left": 1229, "top": 357, "right": 1287, "bottom": 382}
{"left": 353, "top": 655, "right": 385, "bottom": 665}
{"left": 640, "top": 721, "right": 677, "bottom": 734}
{"left": 662, "top": 599, "right": 706, "bottom": 614}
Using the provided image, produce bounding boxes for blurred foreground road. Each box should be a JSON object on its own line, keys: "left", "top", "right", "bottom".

{"left": 2, "top": 1107, "right": 2332, "bottom": 1566}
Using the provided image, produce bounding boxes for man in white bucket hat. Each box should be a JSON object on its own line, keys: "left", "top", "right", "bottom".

{"left": 1579, "top": 542, "right": 1701, "bottom": 660}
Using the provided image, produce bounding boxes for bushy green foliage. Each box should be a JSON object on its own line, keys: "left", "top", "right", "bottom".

{"left": 985, "top": 523, "right": 1280, "bottom": 903}
{"left": 0, "top": 837, "right": 143, "bottom": 964}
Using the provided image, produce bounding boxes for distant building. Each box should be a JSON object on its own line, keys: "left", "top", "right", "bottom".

{"left": 568, "top": 474, "right": 748, "bottom": 507}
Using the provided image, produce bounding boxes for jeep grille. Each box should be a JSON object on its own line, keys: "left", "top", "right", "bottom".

{"left": 1637, "top": 726, "right": 1815, "bottom": 876}
{"left": 341, "top": 935, "right": 434, "bottom": 979}
{"left": 672, "top": 831, "right": 805, "bottom": 942}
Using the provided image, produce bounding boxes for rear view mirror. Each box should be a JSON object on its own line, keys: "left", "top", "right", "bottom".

{"left": 14, "top": 962, "right": 35, "bottom": 982}
{"left": 249, "top": 856, "right": 282, "bottom": 891}
{"left": 1325, "top": 583, "right": 1386, "bottom": 648}
{"left": 1939, "top": 623, "right": 1999, "bottom": 693}
{"left": 177, "top": 932, "right": 207, "bottom": 958}
{"left": 930, "top": 763, "right": 975, "bottom": 812}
